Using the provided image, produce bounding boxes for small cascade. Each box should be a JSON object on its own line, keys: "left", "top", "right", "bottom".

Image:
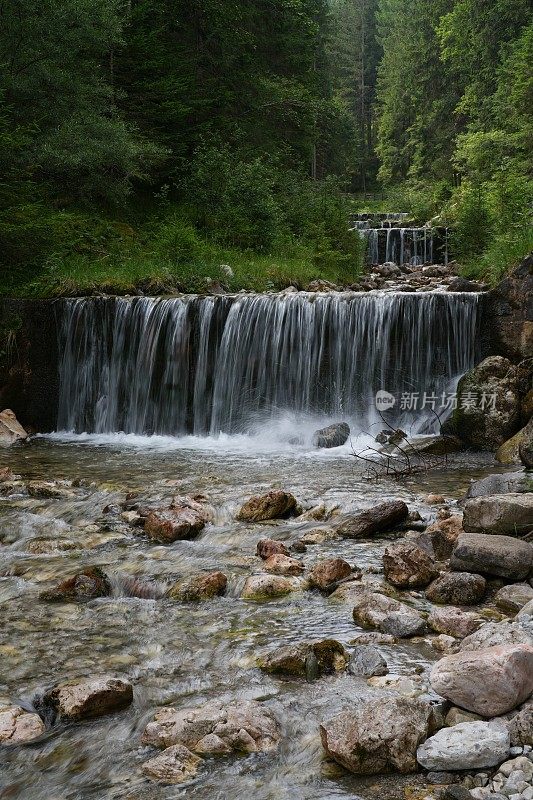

{"left": 57, "top": 292, "right": 479, "bottom": 438}
{"left": 349, "top": 213, "right": 448, "bottom": 266}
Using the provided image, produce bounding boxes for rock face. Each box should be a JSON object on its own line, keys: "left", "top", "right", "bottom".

{"left": 0, "top": 409, "right": 28, "bottom": 446}
{"left": 43, "top": 677, "right": 133, "bottom": 721}
{"left": 40, "top": 567, "right": 111, "bottom": 602}
{"left": 445, "top": 356, "right": 521, "bottom": 450}
{"left": 352, "top": 591, "right": 426, "bottom": 638}
{"left": 142, "top": 700, "right": 280, "bottom": 754}
{"left": 236, "top": 490, "right": 297, "bottom": 522}
{"left": 383, "top": 541, "right": 438, "bottom": 589}
{"left": 320, "top": 697, "right": 431, "bottom": 775}
{"left": 495, "top": 583, "right": 533, "bottom": 614}
{"left": 489, "top": 255, "right": 533, "bottom": 361}
{"left": 312, "top": 422, "right": 350, "bottom": 448}
{"left": 348, "top": 645, "right": 388, "bottom": 677}
{"left": 167, "top": 571, "right": 227, "bottom": 602}
{"left": 142, "top": 743, "right": 203, "bottom": 784}
{"left": 335, "top": 500, "right": 409, "bottom": 538}
{"left": 258, "top": 639, "right": 349, "bottom": 680}
{"left": 241, "top": 574, "right": 300, "bottom": 600}
{"left": 430, "top": 644, "right": 533, "bottom": 716}
{"left": 425, "top": 572, "right": 486, "bottom": 606}
{"left": 263, "top": 554, "right": 304, "bottom": 576}
{"left": 417, "top": 721, "right": 510, "bottom": 771}
{"left": 462, "top": 493, "right": 533, "bottom": 535}
{"left": 144, "top": 498, "right": 210, "bottom": 543}
{"left": 256, "top": 539, "right": 290, "bottom": 559}
{"left": 428, "top": 607, "right": 482, "bottom": 639}
{"left": 308, "top": 558, "right": 353, "bottom": 591}
{"left": 0, "top": 705, "right": 45, "bottom": 745}
{"left": 519, "top": 415, "right": 533, "bottom": 468}
{"left": 450, "top": 533, "right": 533, "bottom": 579}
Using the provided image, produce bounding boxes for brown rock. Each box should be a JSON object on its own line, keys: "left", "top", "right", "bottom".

{"left": 308, "top": 558, "right": 353, "bottom": 591}
{"left": 383, "top": 541, "right": 438, "bottom": 589}
{"left": 258, "top": 639, "right": 348, "bottom": 679}
{"left": 142, "top": 744, "right": 203, "bottom": 784}
{"left": 335, "top": 500, "right": 409, "bottom": 538}
{"left": 43, "top": 677, "right": 133, "bottom": 720}
{"left": 427, "top": 607, "right": 483, "bottom": 639}
{"left": 144, "top": 498, "right": 209, "bottom": 543}
{"left": 167, "top": 571, "right": 227, "bottom": 602}
{"left": 241, "top": 574, "right": 300, "bottom": 600}
{"left": 263, "top": 554, "right": 304, "bottom": 576}
{"left": 495, "top": 583, "right": 533, "bottom": 614}
{"left": 426, "top": 515, "right": 463, "bottom": 559}
{"left": 425, "top": 572, "right": 486, "bottom": 606}
{"left": 450, "top": 532, "right": 533, "bottom": 579}
{"left": 462, "top": 493, "right": 533, "bottom": 536}
{"left": 0, "top": 409, "right": 28, "bottom": 445}
{"left": 40, "top": 567, "right": 111, "bottom": 602}
{"left": 256, "top": 539, "right": 290, "bottom": 559}
{"left": 236, "top": 490, "right": 297, "bottom": 522}
{"left": 0, "top": 706, "right": 45, "bottom": 745}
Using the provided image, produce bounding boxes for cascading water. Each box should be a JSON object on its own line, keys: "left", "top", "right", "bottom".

{"left": 57, "top": 292, "right": 479, "bottom": 439}
{"left": 349, "top": 214, "right": 448, "bottom": 265}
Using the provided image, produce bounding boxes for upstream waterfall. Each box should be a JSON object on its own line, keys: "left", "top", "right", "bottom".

{"left": 56, "top": 293, "right": 479, "bottom": 439}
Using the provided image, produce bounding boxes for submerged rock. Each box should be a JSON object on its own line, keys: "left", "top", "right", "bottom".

{"left": 382, "top": 541, "right": 438, "bottom": 588}
{"left": 0, "top": 409, "right": 28, "bottom": 446}
{"left": 256, "top": 539, "right": 290, "bottom": 559}
{"left": 142, "top": 743, "right": 203, "bottom": 784}
{"left": 462, "top": 493, "right": 533, "bottom": 536}
{"left": 241, "top": 574, "right": 301, "bottom": 600}
{"left": 430, "top": 644, "right": 533, "bottom": 716}
{"left": 308, "top": 558, "right": 353, "bottom": 592}
{"left": 0, "top": 705, "right": 45, "bottom": 745}
{"left": 450, "top": 533, "right": 533, "bottom": 580}
{"left": 417, "top": 721, "right": 510, "bottom": 771}
{"left": 258, "top": 639, "right": 349, "bottom": 680}
{"left": 263, "top": 554, "right": 304, "bottom": 576}
{"left": 42, "top": 677, "right": 133, "bottom": 721}
{"left": 335, "top": 500, "right": 409, "bottom": 538}
{"left": 352, "top": 591, "right": 426, "bottom": 638}
{"left": 320, "top": 696, "right": 431, "bottom": 775}
{"left": 425, "top": 572, "right": 486, "bottom": 606}
{"left": 312, "top": 422, "right": 350, "bottom": 449}
{"left": 40, "top": 567, "right": 111, "bottom": 602}
{"left": 167, "top": 571, "right": 227, "bottom": 602}
{"left": 27, "top": 480, "right": 74, "bottom": 499}
{"left": 236, "top": 490, "right": 297, "bottom": 522}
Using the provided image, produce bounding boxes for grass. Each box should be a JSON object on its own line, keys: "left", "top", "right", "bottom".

{"left": 458, "top": 224, "right": 533, "bottom": 284}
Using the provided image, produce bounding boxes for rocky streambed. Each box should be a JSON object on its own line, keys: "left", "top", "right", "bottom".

{"left": 0, "top": 436, "right": 531, "bottom": 799}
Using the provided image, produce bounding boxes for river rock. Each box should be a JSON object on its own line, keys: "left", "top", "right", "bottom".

{"left": 312, "top": 422, "right": 350, "bottom": 448}
{"left": 352, "top": 591, "right": 426, "bottom": 638}
{"left": 26, "top": 480, "right": 74, "bottom": 499}
{"left": 256, "top": 539, "right": 290, "bottom": 559}
{"left": 258, "top": 639, "right": 349, "bottom": 679}
{"left": 335, "top": 500, "right": 409, "bottom": 538}
{"left": 167, "top": 571, "right": 227, "bottom": 601}
{"left": 298, "top": 503, "right": 328, "bottom": 521}
{"left": 308, "top": 558, "right": 353, "bottom": 591}
{"left": 508, "top": 705, "right": 533, "bottom": 746}
{"left": 43, "top": 677, "right": 133, "bottom": 720}
{"left": 144, "top": 499, "right": 209, "bottom": 543}
{"left": 241, "top": 574, "right": 300, "bottom": 600}
{"left": 0, "top": 705, "right": 45, "bottom": 745}
{"left": 430, "top": 644, "right": 533, "bottom": 716}
{"left": 383, "top": 541, "right": 438, "bottom": 588}
{"left": 142, "top": 743, "right": 203, "bottom": 784}
{"left": 462, "top": 494, "right": 533, "bottom": 536}
{"left": 236, "top": 490, "right": 297, "bottom": 522}
{"left": 465, "top": 472, "right": 533, "bottom": 500}
{"left": 348, "top": 645, "right": 388, "bottom": 677}
{"left": 519, "top": 416, "right": 533, "bottom": 468}
{"left": 459, "top": 620, "right": 533, "bottom": 651}
{"left": 495, "top": 584, "right": 533, "bottom": 614}
{"left": 445, "top": 707, "right": 483, "bottom": 726}
{"left": 319, "top": 696, "right": 431, "bottom": 774}
{"left": 263, "top": 554, "right": 304, "bottom": 576}
{"left": 428, "top": 607, "right": 483, "bottom": 639}
{"left": 495, "top": 427, "right": 528, "bottom": 464}
{"left": 426, "top": 515, "right": 463, "bottom": 559}
{"left": 417, "top": 721, "right": 510, "bottom": 771}
{"left": 450, "top": 533, "right": 533, "bottom": 580}
{"left": 518, "top": 598, "right": 533, "bottom": 618}
{"left": 40, "top": 566, "right": 111, "bottom": 602}
{"left": 426, "top": 572, "right": 486, "bottom": 605}
{"left": 142, "top": 699, "right": 280, "bottom": 753}
{"left": 0, "top": 409, "right": 28, "bottom": 446}
{"left": 300, "top": 527, "right": 340, "bottom": 545}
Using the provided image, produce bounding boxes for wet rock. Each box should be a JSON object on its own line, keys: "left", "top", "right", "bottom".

{"left": 495, "top": 427, "right": 528, "bottom": 464}
{"left": 432, "top": 634, "right": 457, "bottom": 653}
{"left": 241, "top": 574, "right": 301, "bottom": 600}
{"left": 459, "top": 620, "right": 533, "bottom": 651}
{"left": 0, "top": 409, "right": 28, "bottom": 446}
{"left": 430, "top": 644, "right": 533, "bottom": 716}
{"left": 144, "top": 498, "right": 209, "bottom": 543}
{"left": 142, "top": 700, "right": 280, "bottom": 753}
{"left": 508, "top": 705, "right": 533, "bottom": 746}
{"left": 258, "top": 639, "right": 349, "bottom": 680}
{"left": 289, "top": 540, "right": 307, "bottom": 553}
{"left": 0, "top": 705, "right": 45, "bottom": 745}
{"left": 167, "top": 571, "right": 227, "bottom": 602}
{"left": 464, "top": 472, "right": 533, "bottom": 500}
{"left": 43, "top": 677, "right": 133, "bottom": 721}
{"left": 40, "top": 567, "right": 111, "bottom": 602}
{"left": 383, "top": 541, "right": 438, "bottom": 589}
{"left": 263, "top": 554, "right": 304, "bottom": 576}
{"left": 329, "top": 579, "right": 367, "bottom": 603}
{"left": 462, "top": 494, "right": 533, "bottom": 536}
{"left": 426, "top": 494, "right": 446, "bottom": 505}
{"left": 299, "top": 527, "right": 340, "bottom": 545}
{"left": 404, "top": 435, "right": 462, "bottom": 455}
{"left": 495, "top": 584, "right": 533, "bottom": 614}
{"left": 417, "top": 721, "right": 510, "bottom": 771}
{"left": 335, "top": 500, "right": 409, "bottom": 538}
{"left": 519, "top": 416, "right": 533, "bottom": 468}
{"left": 426, "top": 572, "right": 486, "bottom": 606}
{"left": 320, "top": 696, "right": 431, "bottom": 775}
{"left": 352, "top": 591, "right": 426, "bottom": 638}
{"left": 256, "top": 539, "right": 290, "bottom": 559}
{"left": 236, "top": 490, "right": 297, "bottom": 522}
{"left": 297, "top": 503, "right": 328, "bottom": 521}
{"left": 428, "top": 608, "right": 483, "bottom": 639}
{"left": 450, "top": 533, "right": 533, "bottom": 580}
{"left": 142, "top": 744, "right": 203, "bottom": 784}
{"left": 312, "top": 422, "right": 350, "bottom": 449}
{"left": 426, "top": 515, "right": 463, "bottom": 560}
{"left": 348, "top": 645, "right": 388, "bottom": 677}
{"left": 27, "top": 538, "right": 77, "bottom": 554}
{"left": 27, "top": 480, "right": 74, "bottom": 499}
{"left": 308, "top": 558, "right": 353, "bottom": 592}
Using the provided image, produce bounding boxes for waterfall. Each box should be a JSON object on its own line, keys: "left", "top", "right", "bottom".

{"left": 57, "top": 293, "right": 479, "bottom": 438}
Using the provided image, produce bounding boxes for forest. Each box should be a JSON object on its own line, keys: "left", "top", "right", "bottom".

{"left": 1, "top": 0, "right": 531, "bottom": 296}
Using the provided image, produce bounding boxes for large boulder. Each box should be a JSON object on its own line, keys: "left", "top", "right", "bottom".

{"left": 312, "top": 422, "right": 350, "bottom": 449}
{"left": 335, "top": 500, "right": 409, "bottom": 538}
{"left": 459, "top": 620, "right": 533, "bottom": 652}
{"left": 167, "top": 571, "right": 227, "bottom": 602}
{"left": 308, "top": 558, "right": 353, "bottom": 592}
{"left": 40, "top": 567, "right": 111, "bottom": 602}
{"left": 445, "top": 356, "right": 521, "bottom": 450}
{"left": 0, "top": 409, "right": 28, "bottom": 446}
{"left": 236, "top": 490, "right": 297, "bottom": 522}
{"left": 495, "top": 583, "right": 533, "bottom": 614}
{"left": 42, "top": 677, "right": 133, "bottom": 721}
{"left": 425, "top": 572, "right": 486, "bottom": 606}
{"left": 462, "top": 493, "right": 533, "bottom": 536}
{"left": 417, "top": 721, "right": 510, "bottom": 771}
{"left": 383, "top": 541, "right": 438, "bottom": 589}
{"left": 352, "top": 591, "right": 426, "bottom": 638}
{"left": 320, "top": 697, "right": 431, "bottom": 775}
{"left": 142, "top": 700, "right": 280, "bottom": 753}
{"left": 0, "top": 705, "right": 45, "bottom": 745}
{"left": 430, "top": 644, "right": 533, "bottom": 716}
{"left": 450, "top": 533, "right": 533, "bottom": 579}
{"left": 258, "top": 639, "right": 349, "bottom": 680}
{"left": 142, "top": 744, "right": 203, "bottom": 784}
{"left": 464, "top": 472, "right": 533, "bottom": 499}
